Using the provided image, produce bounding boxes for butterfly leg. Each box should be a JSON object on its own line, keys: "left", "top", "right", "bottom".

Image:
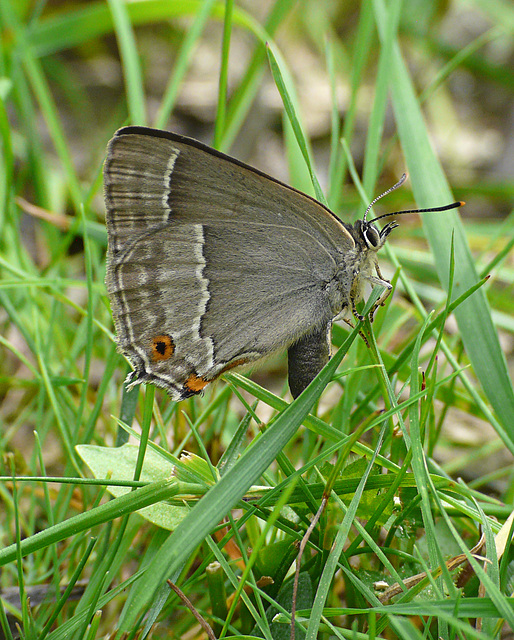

{"left": 344, "top": 316, "right": 370, "bottom": 348}
{"left": 343, "top": 315, "right": 369, "bottom": 349}
{"left": 366, "top": 265, "right": 393, "bottom": 322}
{"left": 351, "top": 298, "right": 365, "bottom": 323}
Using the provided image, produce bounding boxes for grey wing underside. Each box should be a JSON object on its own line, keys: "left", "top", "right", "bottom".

{"left": 104, "top": 128, "right": 354, "bottom": 396}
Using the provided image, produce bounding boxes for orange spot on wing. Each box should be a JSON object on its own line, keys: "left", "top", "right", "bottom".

{"left": 185, "top": 373, "right": 209, "bottom": 393}
{"left": 183, "top": 359, "right": 249, "bottom": 395}
{"left": 150, "top": 334, "right": 175, "bottom": 361}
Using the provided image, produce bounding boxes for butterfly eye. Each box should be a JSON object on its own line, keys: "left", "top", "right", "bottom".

{"left": 363, "top": 224, "right": 381, "bottom": 248}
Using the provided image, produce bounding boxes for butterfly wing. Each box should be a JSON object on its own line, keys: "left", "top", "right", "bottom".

{"left": 104, "top": 126, "right": 355, "bottom": 399}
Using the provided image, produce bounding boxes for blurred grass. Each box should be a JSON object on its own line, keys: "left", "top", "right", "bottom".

{"left": 1, "top": 0, "right": 513, "bottom": 638}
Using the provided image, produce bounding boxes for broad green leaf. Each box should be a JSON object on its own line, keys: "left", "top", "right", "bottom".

{"left": 77, "top": 444, "right": 187, "bottom": 530}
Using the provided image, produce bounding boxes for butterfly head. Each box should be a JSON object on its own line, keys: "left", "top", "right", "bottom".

{"left": 356, "top": 218, "right": 399, "bottom": 252}
{"left": 358, "top": 173, "right": 463, "bottom": 252}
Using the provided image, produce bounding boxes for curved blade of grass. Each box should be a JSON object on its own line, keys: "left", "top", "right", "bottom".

{"left": 373, "top": 0, "right": 514, "bottom": 443}
{"left": 266, "top": 42, "right": 326, "bottom": 205}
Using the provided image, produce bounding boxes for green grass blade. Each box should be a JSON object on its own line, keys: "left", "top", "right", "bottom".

{"left": 361, "top": 0, "right": 401, "bottom": 195}
{"left": 266, "top": 42, "right": 326, "bottom": 205}
{"left": 0, "top": 479, "right": 182, "bottom": 566}
{"left": 306, "top": 426, "right": 387, "bottom": 639}
{"left": 213, "top": 0, "right": 234, "bottom": 148}
{"left": 107, "top": 0, "right": 146, "bottom": 124}
{"left": 328, "top": 0, "right": 374, "bottom": 211}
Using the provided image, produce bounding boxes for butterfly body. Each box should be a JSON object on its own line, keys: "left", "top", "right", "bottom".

{"left": 104, "top": 127, "right": 394, "bottom": 400}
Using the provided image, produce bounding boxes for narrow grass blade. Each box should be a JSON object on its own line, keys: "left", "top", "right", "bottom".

{"left": 107, "top": 0, "right": 146, "bottom": 124}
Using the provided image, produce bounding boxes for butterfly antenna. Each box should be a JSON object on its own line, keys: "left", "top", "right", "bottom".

{"left": 363, "top": 173, "right": 408, "bottom": 222}
{"left": 367, "top": 200, "right": 465, "bottom": 224}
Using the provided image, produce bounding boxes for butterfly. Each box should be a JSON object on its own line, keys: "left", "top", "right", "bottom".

{"left": 104, "top": 126, "right": 462, "bottom": 400}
